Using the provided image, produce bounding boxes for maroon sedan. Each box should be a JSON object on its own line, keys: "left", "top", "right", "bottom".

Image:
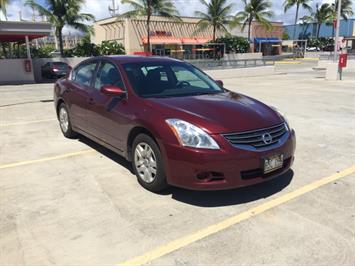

{"left": 54, "top": 56, "right": 296, "bottom": 192}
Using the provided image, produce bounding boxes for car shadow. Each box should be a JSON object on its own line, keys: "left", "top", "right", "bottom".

{"left": 165, "top": 170, "right": 294, "bottom": 207}
{"left": 78, "top": 135, "right": 134, "bottom": 174}
{"left": 78, "top": 135, "right": 293, "bottom": 207}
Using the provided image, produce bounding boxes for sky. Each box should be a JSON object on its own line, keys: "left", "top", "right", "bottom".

{"left": 1, "top": 0, "right": 354, "bottom": 32}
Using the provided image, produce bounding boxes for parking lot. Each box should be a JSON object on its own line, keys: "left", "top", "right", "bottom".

{"left": 1, "top": 61, "right": 355, "bottom": 265}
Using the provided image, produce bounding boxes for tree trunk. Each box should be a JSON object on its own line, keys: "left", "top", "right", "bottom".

{"left": 248, "top": 18, "right": 252, "bottom": 52}
{"left": 213, "top": 25, "right": 216, "bottom": 42}
{"left": 57, "top": 27, "right": 64, "bottom": 57}
{"left": 146, "top": 16, "right": 151, "bottom": 53}
{"left": 213, "top": 25, "right": 216, "bottom": 59}
{"left": 146, "top": 0, "right": 151, "bottom": 53}
{"left": 248, "top": 19, "right": 252, "bottom": 41}
{"left": 317, "top": 24, "right": 321, "bottom": 39}
{"left": 332, "top": 25, "right": 335, "bottom": 38}
{"left": 293, "top": 4, "right": 300, "bottom": 40}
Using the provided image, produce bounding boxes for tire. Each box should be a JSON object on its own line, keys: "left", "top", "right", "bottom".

{"left": 132, "top": 134, "right": 168, "bottom": 192}
{"left": 58, "top": 103, "right": 77, "bottom": 139}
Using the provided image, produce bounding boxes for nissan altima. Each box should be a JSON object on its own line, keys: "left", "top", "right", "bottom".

{"left": 54, "top": 56, "right": 296, "bottom": 192}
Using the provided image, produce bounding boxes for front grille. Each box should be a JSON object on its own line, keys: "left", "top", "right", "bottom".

{"left": 223, "top": 123, "right": 288, "bottom": 149}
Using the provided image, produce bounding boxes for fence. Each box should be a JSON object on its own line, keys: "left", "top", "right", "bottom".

{"left": 319, "top": 52, "right": 355, "bottom": 61}
{"left": 187, "top": 58, "right": 276, "bottom": 70}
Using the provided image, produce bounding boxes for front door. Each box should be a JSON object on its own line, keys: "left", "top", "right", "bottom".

{"left": 86, "top": 61, "right": 128, "bottom": 150}
{"left": 68, "top": 61, "right": 98, "bottom": 131}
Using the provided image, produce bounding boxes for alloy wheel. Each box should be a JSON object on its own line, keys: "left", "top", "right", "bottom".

{"left": 59, "top": 107, "right": 69, "bottom": 133}
{"left": 134, "top": 142, "right": 157, "bottom": 184}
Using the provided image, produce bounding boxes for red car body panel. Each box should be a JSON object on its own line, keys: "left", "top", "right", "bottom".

{"left": 54, "top": 56, "right": 296, "bottom": 190}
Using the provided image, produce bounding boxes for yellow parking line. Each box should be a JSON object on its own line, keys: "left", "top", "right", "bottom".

{"left": 0, "top": 118, "right": 57, "bottom": 127}
{"left": 302, "top": 58, "right": 320, "bottom": 61}
{"left": 275, "top": 61, "right": 301, "bottom": 65}
{"left": 0, "top": 150, "right": 95, "bottom": 170}
{"left": 118, "top": 164, "right": 355, "bottom": 266}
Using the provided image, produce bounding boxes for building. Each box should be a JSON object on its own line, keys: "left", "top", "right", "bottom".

{"left": 284, "top": 19, "right": 355, "bottom": 40}
{"left": 36, "top": 34, "right": 83, "bottom": 49}
{"left": 93, "top": 15, "right": 219, "bottom": 59}
{"left": 251, "top": 22, "right": 284, "bottom": 56}
{"left": 93, "top": 15, "right": 284, "bottom": 57}
{"left": 0, "top": 20, "right": 52, "bottom": 83}
{"left": 284, "top": 19, "right": 355, "bottom": 53}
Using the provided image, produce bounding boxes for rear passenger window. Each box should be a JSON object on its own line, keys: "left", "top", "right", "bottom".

{"left": 72, "top": 62, "right": 97, "bottom": 86}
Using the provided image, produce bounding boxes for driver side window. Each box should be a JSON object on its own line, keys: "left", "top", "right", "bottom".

{"left": 94, "top": 62, "right": 124, "bottom": 90}
{"left": 72, "top": 62, "right": 97, "bottom": 86}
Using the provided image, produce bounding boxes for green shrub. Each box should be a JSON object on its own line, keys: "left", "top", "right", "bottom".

{"left": 212, "top": 36, "right": 250, "bottom": 54}
{"left": 99, "top": 41, "right": 125, "bottom": 55}
{"left": 307, "top": 37, "right": 334, "bottom": 49}
{"left": 31, "top": 45, "right": 56, "bottom": 58}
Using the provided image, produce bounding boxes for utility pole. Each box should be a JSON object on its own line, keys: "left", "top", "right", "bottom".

{"left": 334, "top": 0, "right": 341, "bottom": 62}
{"left": 108, "top": 0, "right": 119, "bottom": 17}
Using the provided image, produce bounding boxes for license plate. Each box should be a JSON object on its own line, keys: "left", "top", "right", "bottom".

{"left": 263, "top": 154, "right": 284, "bottom": 174}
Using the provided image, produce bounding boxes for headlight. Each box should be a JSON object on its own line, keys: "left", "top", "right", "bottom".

{"left": 166, "top": 119, "right": 220, "bottom": 149}
{"left": 271, "top": 106, "right": 290, "bottom": 130}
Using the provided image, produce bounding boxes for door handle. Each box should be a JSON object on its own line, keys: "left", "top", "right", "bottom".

{"left": 88, "top": 98, "right": 95, "bottom": 105}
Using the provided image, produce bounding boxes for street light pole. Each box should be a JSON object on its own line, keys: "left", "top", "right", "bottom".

{"left": 334, "top": 0, "right": 341, "bottom": 62}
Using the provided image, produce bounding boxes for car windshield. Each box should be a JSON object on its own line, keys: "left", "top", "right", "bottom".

{"left": 123, "top": 62, "right": 224, "bottom": 98}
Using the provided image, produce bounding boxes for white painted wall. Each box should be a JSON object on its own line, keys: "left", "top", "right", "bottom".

{"left": 0, "top": 59, "right": 35, "bottom": 85}
{"left": 223, "top": 53, "right": 263, "bottom": 60}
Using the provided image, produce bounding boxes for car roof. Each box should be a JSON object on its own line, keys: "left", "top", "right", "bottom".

{"left": 91, "top": 55, "right": 184, "bottom": 65}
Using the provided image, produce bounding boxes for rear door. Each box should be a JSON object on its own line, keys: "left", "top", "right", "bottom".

{"left": 86, "top": 60, "right": 128, "bottom": 150}
{"left": 67, "top": 61, "right": 98, "bottom": 131}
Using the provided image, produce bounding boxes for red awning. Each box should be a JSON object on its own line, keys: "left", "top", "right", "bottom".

{"left": 141, "top": 36, "right": 181, "bottom": 45}
{"left": 194, "top": 37, "right": 211, "bottom": 44}
{"left": 141, "top": 36, "right": 213, "bottom": 45}
{"left": 0, "top": 34, "right": 47, "bottom": 43}
{"left": 181, "top": 38, "right": 198, "bottom": 44}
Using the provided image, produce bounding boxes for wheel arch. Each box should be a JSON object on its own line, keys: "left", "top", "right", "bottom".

{"left": 127, "top": 126, "right": 158, "bottom": 162}
{"left": 56, "top": 98, "right": 65, "bottom": 117}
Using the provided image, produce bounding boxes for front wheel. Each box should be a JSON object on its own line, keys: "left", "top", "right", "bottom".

{"left": 58, "top": 103, "right": 77, "bottom": 139}
{"left": 132, "top": 134, "right": 168, "bottom": 192}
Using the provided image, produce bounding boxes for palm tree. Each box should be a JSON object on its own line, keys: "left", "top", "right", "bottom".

{"left": 0, "top": 0, "right": 9, "bottom": 20}
{"left": 283, "top": 0, "right": 312, "bottom": 40}
{"left": 194, "top": 0, "right": 235, "bottom": 42}
{"left": 26, "top": 0, "right": 95, "bottom": 57}
{"left": 119, "top": 0, "right": 180, "bottom": 53}
{"left": 329, "top": 0, "right": 354, "bottom": 37}
{"left": 235, "top": 0, "right": 274, "bottom": 42}
{"left": 313, "top": 3, "right": 333, "bottom": 38}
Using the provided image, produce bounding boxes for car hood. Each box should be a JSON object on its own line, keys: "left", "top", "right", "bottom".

{"left": 145, "top": 92, "right": 283, "bottom": 134}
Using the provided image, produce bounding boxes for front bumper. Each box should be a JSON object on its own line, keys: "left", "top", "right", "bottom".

{"left": 160, "top": 129, "right": 296, "bottom": 190}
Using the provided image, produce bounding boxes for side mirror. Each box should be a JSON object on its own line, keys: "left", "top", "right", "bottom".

{"left": 101, "top": 85, "right": 126, "bottom": 97}
{"left": 215, "top": 80, "right": 224, "bottom": 88}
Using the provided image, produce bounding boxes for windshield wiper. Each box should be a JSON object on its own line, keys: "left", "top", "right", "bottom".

{"left": 190, "top": 92, "right": 222, "bottom": 96}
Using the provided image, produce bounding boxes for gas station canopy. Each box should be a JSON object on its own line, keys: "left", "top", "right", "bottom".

{"left": 0, "top": 20, "right": 52, "bottom": 43}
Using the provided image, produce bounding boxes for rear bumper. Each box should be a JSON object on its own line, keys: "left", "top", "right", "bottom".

{"left": 160, "top": 129, "right": 296, "bottom": 190}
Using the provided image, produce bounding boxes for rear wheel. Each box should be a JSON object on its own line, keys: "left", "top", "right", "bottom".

{"left": 58, "top": 103, "right": 77, "bottom": 138}
{"left": 132, "top": 134, "right": 168, "bottom": 192}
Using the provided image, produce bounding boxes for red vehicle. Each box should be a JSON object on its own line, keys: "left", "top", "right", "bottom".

{"left": 54, "top": 56, "right": 296, "bottom": 192}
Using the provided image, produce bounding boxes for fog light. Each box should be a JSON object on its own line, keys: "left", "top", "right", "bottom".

{"left": 196, "top": 172, "right": 210, "bottom": 180}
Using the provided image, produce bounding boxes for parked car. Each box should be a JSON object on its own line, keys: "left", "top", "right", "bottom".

{"left": 323, "top": 45, "right": 335, "bottom": 52}
{"left": 54, "top": 56, "right": 296, "bottom": 192}
{"left": 306, "top": 47, "right": 320, "bottom": 52}
{"left": 41, "top": 62, "right": 71, "bottom": 79}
